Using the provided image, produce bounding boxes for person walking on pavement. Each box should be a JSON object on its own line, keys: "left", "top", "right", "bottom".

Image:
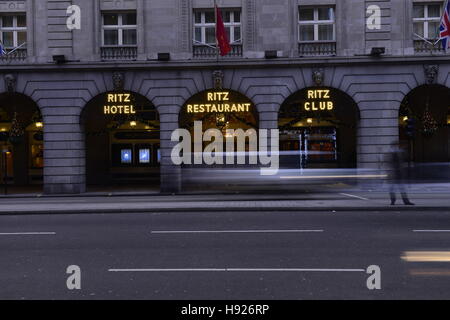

{"left": 385, "top": 142, "right": 415, "bottom": 206}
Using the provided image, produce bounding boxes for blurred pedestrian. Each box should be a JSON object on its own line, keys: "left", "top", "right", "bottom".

{"left": 385, "top": 142, "right": 414, "bottom": 206}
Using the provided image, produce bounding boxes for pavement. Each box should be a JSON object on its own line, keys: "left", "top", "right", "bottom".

{"left": 0, "top": 183, "right": 448, "bottom": 214}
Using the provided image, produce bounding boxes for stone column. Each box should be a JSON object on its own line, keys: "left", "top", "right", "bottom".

{"left": 357, "top": 101, "right": 399, "bottom": 170}
{"left": 42, "top": 104, "right": 86, "bottom": 194}
{"left": 159, "top": 107, "right": 181, "bottom": 194}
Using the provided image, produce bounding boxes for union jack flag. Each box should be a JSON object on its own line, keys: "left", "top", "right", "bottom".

{"left": 439, "top": 0, "right": 450, "bottom": 50}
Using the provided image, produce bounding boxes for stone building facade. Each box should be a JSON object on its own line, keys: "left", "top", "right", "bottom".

{"left": 0, "top": 0, "right": 448, "bottom": 194}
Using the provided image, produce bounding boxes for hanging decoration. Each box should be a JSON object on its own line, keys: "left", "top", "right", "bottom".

{"left": 8, "top": 112, "right": 24, "bottom": 144}
{"left": 421, "top": 103, "right": 439, "bottom": 137}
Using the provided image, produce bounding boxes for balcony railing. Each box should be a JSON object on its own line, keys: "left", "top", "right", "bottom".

{"left": 298, "top": 41, "right": 337, "bottom": 57}
{"left": 414, "top": 40, "right": 445, "bottom": 54}
{"left": 193, "top": 44, "right": 243, "bottom": 59}
{"left": 0, "top": 48, "right": 27, "bottom": 63}
{"left": 101, "top": 46, "right": 138, "bottom": 61}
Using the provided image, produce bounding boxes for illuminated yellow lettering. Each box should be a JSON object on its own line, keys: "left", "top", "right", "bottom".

{"left": 308, "top": 90, "right": 315, "bottom": 99}
{"left": 207, "top": 93, "right": 214, "bottom": 101}
{"left": 324, "top": 90, "right": 330, "bottom": 99}
{"left": 304, "top": 102, "right": 310, "bottom": 111}
{"left": 327, "top": 102, "right": 334, "bottom": 110}
{"left": 223, "top": 92, "right": 229, "bottom": 101}
{"left": 124, "top": 94, "right": 131, "bottom": 102}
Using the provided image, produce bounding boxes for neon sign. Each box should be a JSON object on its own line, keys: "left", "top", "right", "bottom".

{"left": 186, "top": 91, "right": 252, "bottom": 114}
{"left": 104, "top": 93, "right": 137, "bottom": 115}
{"left": 304, "top": 89, "right": 334, "bottom": 112}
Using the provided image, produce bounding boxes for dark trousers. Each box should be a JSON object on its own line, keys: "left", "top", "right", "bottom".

{"left": 389, "top": 182, "right": 410, "bottom": 204}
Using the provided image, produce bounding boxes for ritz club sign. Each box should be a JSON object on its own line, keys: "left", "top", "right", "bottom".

{"left": 186, "top": 91, "right": 252, "bottom": 114}
{"left": 103, "top": 93, "right": 137, "bottom": 115}
{"left": 303, "top": 89, "right": 334, "bottom": 112}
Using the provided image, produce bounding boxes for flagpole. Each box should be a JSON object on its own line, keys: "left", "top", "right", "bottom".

{"left": 439, "top": 0, "right": 450, "bottom": 51}
{"left": 214, "top": 0, "right": 219, "bottom": 63}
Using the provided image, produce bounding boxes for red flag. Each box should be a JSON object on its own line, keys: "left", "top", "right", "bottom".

{"left": 215, "top": 6, "right": 231, "bottom": 56}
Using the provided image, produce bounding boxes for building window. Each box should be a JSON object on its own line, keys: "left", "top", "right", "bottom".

{"left": 102, "top": 12, "right": 137, "bottom": 46}
{"left": 298, "top": 7, "right": 335, "bottom": 42}
{"left": 193, "top": 9, "right": 241, "bottom": 45}
{"left": 413, "top": 3, "right": 442, "bottom": 40}
{"left": 101, "top": 12, "right": 137, "bottom": 60}
{"left": 298, "top": 6, "right": 336, "bottom": 56}
{"left": 413, "top": 3, "right": 444, "bottom": 53}
{"left": 193, "top": 9, "right": 242, "bottom": 58}
{"left": 0, "top": 14, "right": 26, "bottom": 50}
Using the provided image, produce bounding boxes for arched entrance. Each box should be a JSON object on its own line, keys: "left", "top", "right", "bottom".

{"left": 0, "top": 93, "right": 43, "bottom": 192}
{"left": 81, "top": 91, "right": 160, "bottom": 190}
{"left": 278, "top": 87, "right": 360, "bottom": 169}
{"left": 399, "top": 84, "right": 450, "bottom": 163}
{"left": 179, "top": 89, "right": 258, "bottom": 190}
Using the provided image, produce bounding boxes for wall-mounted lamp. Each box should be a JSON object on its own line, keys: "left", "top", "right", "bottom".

{"left": 264, "top": 50, "right": 278, "bottom": 59}
{"left": 370, "top": 47, "right": 385, "bottom": 56}
{"left": 52, "top": 55, "right": 67, "bottom": 64}
{"left": 157, "top": 53, "right": 171, "bottom": 61}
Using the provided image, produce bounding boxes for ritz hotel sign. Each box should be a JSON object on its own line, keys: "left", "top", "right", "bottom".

{"left": 103, "top": 93, "right": 136, "bottom": 115}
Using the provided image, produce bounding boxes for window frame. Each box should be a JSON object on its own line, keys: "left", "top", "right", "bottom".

{"left": 193, "top": 9, "right": 242, "bottom": 46}
{"left": 101, "top": 12, "right": 137, "bottom": 47}
{"left": 298, "top": 6, "right": 336, "bottom": 43}
{"left": 0, "top": 14, "right": 27, "bottom": 49}
{"left": 413, "top": 3, "right": 443, "bottom": 40}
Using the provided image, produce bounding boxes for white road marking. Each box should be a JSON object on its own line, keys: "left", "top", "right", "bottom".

{"left": 151, "top": 229, "right": 324, "bottom": 234}
{"left": 340, "top": 193, "right": 370, "bottom": 201}
{"left": 413, "top": 230, "right": 450, "bottom": 233}
{"left": 109, "top": 268, "right": 365, "bottom": 273}
{"left": 0, "top": 232, "right": 56, "bottom": 236}
{"left": 280, "top": 175, "right": 387, "bottom": 179}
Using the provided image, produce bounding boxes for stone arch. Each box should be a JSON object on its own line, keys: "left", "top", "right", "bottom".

{"left": 278, "top": 86, "right": 360, "bottom": 169}
{"left": 80, "top": 90, "right": 161, "bottom": 188}
{"left": 399, "top": 84, "right": 450, "bottom": 165}
{"left": 0, "top": 91, "right": 43, "bottom": 189}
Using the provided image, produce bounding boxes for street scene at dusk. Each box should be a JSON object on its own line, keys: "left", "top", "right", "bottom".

{"left": 0, "top": 0, "right": 449, "bottom": 308}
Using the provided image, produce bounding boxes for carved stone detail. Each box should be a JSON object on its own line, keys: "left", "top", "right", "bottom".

{"left": 213, "top": 70, "right": 224, "bottom": 89}
{"left": 424, "top": 64, "right": 439, "bottom": 85}
{"left": 312, "top": 69, "right": 324, "bottom": 86}
{"left": 4, "top": 74, "right": 16, "bottom": 93}
{"left": 112, "top": 72, "right": 125, "bottom": 91}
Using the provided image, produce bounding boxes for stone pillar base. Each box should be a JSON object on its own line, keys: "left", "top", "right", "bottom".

{"left": 160, "top": 165, "right": 182, "bottom": 194}
{"left": 44, "top": 183, "right": 86, "bottom": 195}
